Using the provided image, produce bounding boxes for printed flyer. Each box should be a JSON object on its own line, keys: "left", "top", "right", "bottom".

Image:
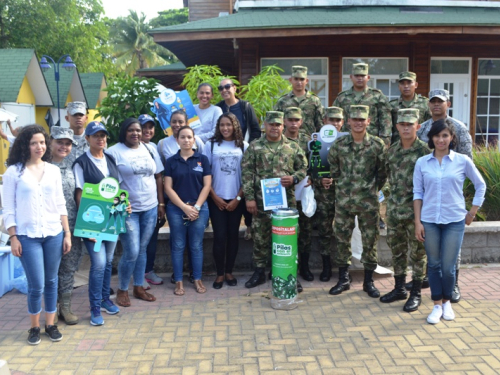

{"left": 74, "top": 177, "right": 129, "bottom": 252}
{"left": 261, "top": 178, "right": 288, "bottom": 211}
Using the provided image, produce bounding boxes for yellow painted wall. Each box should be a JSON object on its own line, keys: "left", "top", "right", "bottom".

{"left": 36, "top": 107, "right": 50, "bottom": 133}
{"left": 87, "top": 109, "right": 102, "bottom": 123}
{"left": 0, "top": 138, "right": 9, "bottom": 175}
{"left": 16, "top": 76, "right": 36, "bottom": 105}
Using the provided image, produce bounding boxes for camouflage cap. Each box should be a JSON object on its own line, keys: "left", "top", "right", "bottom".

{"left": 429, "top": 89, "right": 450, "bottom": 102}
{"left": 67, "top": 101, "right": 87, "bottom": 116}
{"left": 291, "top": 66, "right": 308, "bottom": 78}
{"left": 397, "top": 108, "right": 420, "bottom": 124}
{"left": 284, "top": 107, "right": 302, "bottom": 119}
{"left": 265, "top": 111, "right": 284, "bottom": 124}
{"left": 325, "top": 106, "right": 344, "bottom": 119}
{"left": 50, "top": 126, "right": 78, "bottom": 145}
{"left": 349, "top": 105, "right": 370, "bottom": 119}
{"left": 399, "top": 71, "right": 417, "bottom": 82}
{"left": 352, "top": 63, "right": 368, "bottom": 76}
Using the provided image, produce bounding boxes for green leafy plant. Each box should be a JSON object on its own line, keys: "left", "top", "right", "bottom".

{"left": 181, "top": 65, "right": 238, "bottom": 104}
{"left": 96, "top": 75, "right": 160, "bottom": 145}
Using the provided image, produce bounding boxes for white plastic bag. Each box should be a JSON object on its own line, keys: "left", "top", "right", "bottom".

{"left": 301, "top": 186, "right": 316, "bottom": 218}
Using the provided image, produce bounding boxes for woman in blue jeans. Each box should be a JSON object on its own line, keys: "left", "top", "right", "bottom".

{"left": 413, "top": 119, "right": 486, "bottom": 324}
{"left": 165, "top": 125, "right": 212, "bottom": 295}
{"left": 74, "top": 121, "right": 128, "bottom": 325}
{"left": 4, "top": 125, "right": 71, "bottom": 345}
{"left": 107, "top": 118, "right": 165, "bottom": 306}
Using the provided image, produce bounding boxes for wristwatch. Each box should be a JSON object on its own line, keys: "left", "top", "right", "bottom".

{"left": 194, "top": 204, "right": 201, "bottom": 211}
{"left": 236, "top": 196, "right": 242, "bottom": 201}
{"left": 293, "top": 176, "right": 299, "bottom": 185}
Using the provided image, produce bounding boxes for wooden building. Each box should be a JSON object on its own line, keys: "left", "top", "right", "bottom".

{"left": 150, "top": 0, "right": 500, "bottom": 147}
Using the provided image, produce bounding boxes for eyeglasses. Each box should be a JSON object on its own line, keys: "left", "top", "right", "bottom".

{"left": 218, "top": 84, "right": 233, "bottom": 91}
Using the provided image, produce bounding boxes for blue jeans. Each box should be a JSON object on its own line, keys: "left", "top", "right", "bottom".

{"left": 422, "top": 220, "right": 465, "bottom": 301}
{"left": 84, "top": 239, "right": 117, "bottom": 308}
{"left": 17, "top": 232, "right": 63, "bottom": 314}
{"left": 167, "top": 202, "right": 209, "bottom": 282}
{"left": 118, "top": 207, "right": 157, "bottom": 291}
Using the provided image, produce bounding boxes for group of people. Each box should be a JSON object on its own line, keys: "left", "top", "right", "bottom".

{"left": 3, "top": 62, "right": 486, "bottom": 346}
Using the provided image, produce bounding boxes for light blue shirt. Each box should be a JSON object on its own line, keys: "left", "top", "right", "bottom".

{"left": 413, "top": 150, "right": 486, "bottom": 224}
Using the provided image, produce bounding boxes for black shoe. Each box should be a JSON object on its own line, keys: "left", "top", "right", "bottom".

{"left": 245, "top": 268, "right": 266, "bottom": 288}
{"left": 363, "top": 270, "right": 380, "bottom": 298}
{"left": 297, "top": 280, "right": 303, "bottom": 293}
{"left": 379, "top": 218, "right": 386, "bottom": 229}
{"left": 299, "top": 253, "right": 314, "bottom": 281}
{"left": 109, "top": 287, "right": 115, "bottom": 296}
{"left": 268, "top": 271, "right": 272, "bottom": 280}
{"left": 189, "top": 272, "right": 195, "bottom": 284}
{"left": 226, "top": 276, "right": 237, "bottom": 287}
{"left": 380, "top": 275, "right": 407, "bottom": 303}
{"left": 170, "top": 273, "right": 175, "bottom": 284}
{"left": 45, "top": 325, "right": 63, "bottom": 342}
{"left": 27, "top": 327, "right": 41, "bottom": 345}
{"left": 405, "top": 275, "right": 429, "bottom": 291}
{"left": 404, "top": 280, "right": 422, "bottom": 312}
{"left": 329, "top": 267, "right": 351, "bottom": 295}
{"left": 213, "top": 279, "right": 224, "bottom": 289}
{"left": 319, "top": 255, "right": 332, "bottom": 282}
{"left": 451, "top": 269, "right": 461, "bottom": 303}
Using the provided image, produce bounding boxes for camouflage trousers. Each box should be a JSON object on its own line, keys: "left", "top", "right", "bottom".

{"left": 58, "top": 234, "right": 84, "bottom": 296}
{"left": 386, "top": 216, "right": 427, "bottom": 280}
{"left": 297, "top": 201, "right": 312, "bottom": 254}
{"left": 314, "top": 183, "right": 335, "bottom": 256}
{"left": 251, "top": 211, "right": 273, "bottom": 268}
{"left": 334, "top": 207, "right": 379, "bottom": 271}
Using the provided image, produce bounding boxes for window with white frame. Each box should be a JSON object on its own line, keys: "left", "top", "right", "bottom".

{"left": 342, "top": 58, "right": 408, "bottom": 101}
{"left": 476, "top": 59, "right": 500, "bottom": 148}
{"left": 261, "top": 58, "right": 328, "bottom": 107}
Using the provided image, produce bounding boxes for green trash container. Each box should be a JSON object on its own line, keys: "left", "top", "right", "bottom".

{"left": 270, "top": 208, "right": 299, "bottom": 310}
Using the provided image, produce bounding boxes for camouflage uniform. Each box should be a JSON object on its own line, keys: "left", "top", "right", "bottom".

{"left": 65, "top": 133, "right": 89, "bottom": 166}
{"left": 386, "top": 137, "right": 431, "bottom": 280}
{"left": 390, "top": 94, "right": 431, "bottom": 144}
{"left": 241, "top": 135, "right": 308, "bottom": 268}
{"left": 328, "top": 128, "right": 386, "bottom": 271}
{"left": 313, "top": 179, "right": 336, "bottom": 256}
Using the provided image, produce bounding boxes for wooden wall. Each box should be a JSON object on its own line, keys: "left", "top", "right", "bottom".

{"left": 188, "top": 0, "right": 233, "bottom": 22}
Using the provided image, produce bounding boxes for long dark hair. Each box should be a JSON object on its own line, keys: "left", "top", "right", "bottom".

{"left": 210, "top": 113, "right": 244, "bottom": 148}
{"left": 7, "top": 124, "right": 51, "bottom": 173}
{"left": 427, "top": 118, "right": 457, "bottom": 150}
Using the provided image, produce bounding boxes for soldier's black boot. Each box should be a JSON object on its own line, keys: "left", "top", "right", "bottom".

{"left": 405, "top": 266, "right": 430, "bottom": 290}
{"left": 245, "top": 267, "right": 266, "bottom": 288}
{"left": 329, "top": 267, "right": 350, "bottom": 295}
{"left": 403, "top": 280, "right": 422, "bottom": 312}
{"left": 380, "top": 275, "right": 407, "bottom": 303}
{"left": 299, "top": 253, "right": 314, "bottom": 281}
{"left": 297, "top": 280, "right": 303, "bottom": 293}
{"left": 319, "top": 255, "right": 332, "bottom": 282}
{"left": 363, "top": 269, "right": 380, "bottom": 298}
{"left": 451, "top": 269, "right": 461, "bottom": 303}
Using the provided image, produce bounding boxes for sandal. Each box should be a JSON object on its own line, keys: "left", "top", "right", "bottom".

{"left": 174, "top": 281, "right": 185, "bottom": 296}
{"left": 194, "top": 280, "right": 207, "bottom": 294}
{"left": 133, "top": 286, "right": 156, "bottom": 302}
{"left": 116, "top": 289, "right": 131, "bottom": 307}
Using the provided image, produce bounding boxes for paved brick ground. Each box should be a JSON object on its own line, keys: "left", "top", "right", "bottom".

{"left": 1, "top": 266, "right": 500, "bottom": 374}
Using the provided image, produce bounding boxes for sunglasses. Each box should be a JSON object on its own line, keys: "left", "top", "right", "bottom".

{"left": 218, "top": 84, "right": 234, "bottom": 91}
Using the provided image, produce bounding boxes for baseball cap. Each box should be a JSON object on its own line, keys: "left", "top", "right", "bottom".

{"left": 67, "top": 102, "right": 87, "bottom": 116}
{"left": 85, "top": 121, "right": 109, "bottom": 136}
{"left": 429, "top": 89, "right": 450, "bottom": 102}
{"left": 138, "top": 114, "right": 156, "bottom": 126}
{"left": 51, "top": 126, "right": 78, "bottom": 145}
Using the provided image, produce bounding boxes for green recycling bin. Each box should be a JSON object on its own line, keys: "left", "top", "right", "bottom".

{"left": 271, "top": 208, "right": 299, "bottom": 310}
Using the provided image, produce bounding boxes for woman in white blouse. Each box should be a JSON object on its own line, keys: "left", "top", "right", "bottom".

{"left": 4, "top": 125, "right": 71, "bottom": 345}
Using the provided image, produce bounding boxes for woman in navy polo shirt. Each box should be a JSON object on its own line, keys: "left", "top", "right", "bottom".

{"left": 164, "top": 126, "right": 212, "bottom": 296}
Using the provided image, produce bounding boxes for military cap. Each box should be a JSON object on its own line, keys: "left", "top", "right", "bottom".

{"left": 325, "top": 106, "right": 344, "bottom": 119}
{"left": 50, "top": 126, "right": 78, "bottom": 145}
{"left": 352, "top": 63, "right": 369, "bottom": 76}
{"left": 291, "top": 66, "right": 308, "bottom": 78}
{"left": 399, "top": 71, "right": 417, "bottom": 82}
{"left": 265, "top": 111, "right": 284, "bottom": 124}
{"left": 397, "top": 108, "right": 420, "bottom": 124}
{"left": 349, "top": 105, "right": 370, "bottom": 119}
{"left": 67, "top": 101, "right": 86, "bottom": 115}
{"left": 284, "top": 107, "right": 302, "bottom": 119}
{"left": 429, "top": 89, "right": 450, "bottom": 102}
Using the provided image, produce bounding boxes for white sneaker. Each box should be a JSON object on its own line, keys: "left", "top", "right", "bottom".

{"left": 442, "top": 301, "right": 455, "bottom": 321}
{"left": 427, "top": 305, "right": 443, "bottom": 324}
{"left": 143, "top": 278, "right": 151, "bottom": 290}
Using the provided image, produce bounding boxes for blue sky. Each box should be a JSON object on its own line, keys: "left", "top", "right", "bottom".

{"left": 101, "top": 0, "right": 184, "bottom": 20}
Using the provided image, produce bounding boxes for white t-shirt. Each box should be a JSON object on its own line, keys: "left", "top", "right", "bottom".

{"left": 203, "top": 140, "right": 248, "bottom": 200}
{"left": 194, "top": 104, "right": 223, "bottom": 143}
{"left": 73, "top": 150, "right": 116, "bottom": 189}
{"left": 106, "top": 143, "right": 164, "bottom": 212}
{"left": 158, "top": 135, "right": 205, "bottom": 166}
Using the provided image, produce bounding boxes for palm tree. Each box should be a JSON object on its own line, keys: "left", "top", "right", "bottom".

{"left": 110, "top": 10, "right": 169, "bottom": 75}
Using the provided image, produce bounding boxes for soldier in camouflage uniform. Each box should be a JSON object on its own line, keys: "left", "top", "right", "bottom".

{"left": 283, "top": 107, "right": 314, "bottom": 283}
{"left": 380, "top": 109, "right": 431, "bottom": 312}
{"left": 333, "top": 63, "right": 392, "bottom": 146}
{"left": 416, "top": 89, "right": 473, "bottom": 303}
{"left": 274, "top": 66, "right": 324, "bottom": 136}
{"left": 315, "top": 106, "right": 345, "bottom": 282}
{"left": 389, "top": 72, "right": 431, "bottom": 144}
{"left": 64, "top": 102, "right": 90, "bottom": 165}
{"left": 326, "top": 105, "right": 387, "bottom": 298}
{"left": 49, "top": 127, "right": 82, "bottom": 325}
{"left": 242, "top": 111, "right": 308, "bottom": 288}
